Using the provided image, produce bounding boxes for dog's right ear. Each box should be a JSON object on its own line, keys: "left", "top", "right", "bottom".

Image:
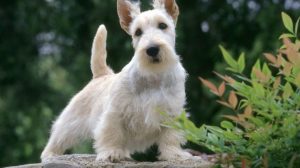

{"left": 117, "top": 0, "right": 140, "bottom": 34}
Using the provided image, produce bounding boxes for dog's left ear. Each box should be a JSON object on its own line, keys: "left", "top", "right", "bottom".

{"left": 153, "top": 0, "right": 179, "bottom": 25}
{"left": 117, "top": 0, "right": 140, "bottom": 34}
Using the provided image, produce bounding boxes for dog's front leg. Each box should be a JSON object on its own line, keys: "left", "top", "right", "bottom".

{"left": 157, "top": 128, "right": 197, "bottom": 161}
{"left": 93, "top": 111, "right": 131, "bottom": 162}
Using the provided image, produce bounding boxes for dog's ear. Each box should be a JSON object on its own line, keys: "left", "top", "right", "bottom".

{"left": 164, "top": 0, "right": 179, "bottom": 24}
{"left": 117, "top": 0, "right": 140, "bottom": 34}
{"left": 153, "top": 0, "right": 179, "bottom": 25}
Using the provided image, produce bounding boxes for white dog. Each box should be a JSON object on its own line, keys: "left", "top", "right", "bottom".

{"left": 41, "top": 0, "right": 196, "bottom": 162}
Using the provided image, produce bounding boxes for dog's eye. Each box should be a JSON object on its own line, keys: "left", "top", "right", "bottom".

{"left": 135, "top": 28, "right": 143, "bottom": 37}
{"left": 158, "top": 23, "right": 168, "bottom": 30}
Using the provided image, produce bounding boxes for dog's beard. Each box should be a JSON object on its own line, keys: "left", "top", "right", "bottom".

{"left": 133, "top": 39, "right": 179, "bottom": 74}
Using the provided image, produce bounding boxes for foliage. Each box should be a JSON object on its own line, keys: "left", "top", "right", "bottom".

{"left": 0, "top": 0, "right": 300, "bottom": 166}
{"left": 168, "top": 12, "right": 300, "bottom": 167}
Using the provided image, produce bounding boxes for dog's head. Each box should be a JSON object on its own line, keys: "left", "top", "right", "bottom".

{"left": 117, "top": 0, "right": 180, "bottom": 73}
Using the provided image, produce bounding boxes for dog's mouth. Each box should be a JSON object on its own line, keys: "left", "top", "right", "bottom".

{"left": 150, "top": 57, "right": 161, "bottom": 64}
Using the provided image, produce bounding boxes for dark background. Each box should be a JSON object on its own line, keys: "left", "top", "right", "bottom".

{"left": 0, "top": 0, "right": 299, "bottom": 166}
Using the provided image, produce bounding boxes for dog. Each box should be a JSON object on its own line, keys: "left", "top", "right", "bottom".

{"left": 41, "top": 0, "right": 198, "bottom": 162}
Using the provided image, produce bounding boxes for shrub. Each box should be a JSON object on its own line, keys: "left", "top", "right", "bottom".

{"left": 166, "top": 12, "right": 300, "bottom": 167}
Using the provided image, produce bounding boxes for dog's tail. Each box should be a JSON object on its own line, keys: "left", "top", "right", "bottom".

{"left": 91, "top": 24, "right": 114, "bottom": 78}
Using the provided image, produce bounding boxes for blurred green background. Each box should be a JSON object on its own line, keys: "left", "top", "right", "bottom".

{"left": 0, "top": 0, "right": 300, "bottom": 166}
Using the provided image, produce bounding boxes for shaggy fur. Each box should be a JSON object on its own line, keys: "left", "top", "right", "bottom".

{"left": 41, "top": 0, "right": 198, "bottom": 162}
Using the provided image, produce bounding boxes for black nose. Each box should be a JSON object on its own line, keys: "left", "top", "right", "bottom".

{"left": 146, "top": 46, "right": 160, "bottom": 57}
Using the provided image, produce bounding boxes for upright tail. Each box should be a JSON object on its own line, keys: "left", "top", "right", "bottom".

{"left": 91, "top": 25, "right": 113, "bottom": 78}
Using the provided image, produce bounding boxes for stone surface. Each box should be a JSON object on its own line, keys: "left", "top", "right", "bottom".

{"left": 8, "top": 154, "right": 214, "bottom": 168}
{"left": 7, "top": 163, "right": 42, "bottom": 168}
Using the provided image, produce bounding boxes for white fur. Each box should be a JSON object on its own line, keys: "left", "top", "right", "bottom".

{"left": 128, "top": 1, "right": 140, "bottom": 18}
{"left": 41, "top": 0, "right": 200, "bottom": 162}
{"left": 152, "top": 0, "right": 166, "bottom": 9}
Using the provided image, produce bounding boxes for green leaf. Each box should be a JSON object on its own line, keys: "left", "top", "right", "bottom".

{"left": 223, "top": 131, "right": 240, "bottom": 141}
{"left": 254, "top": 60, "right": 261, "bottom": 70}
{"left": 281, "top": 12, "right": 294, "bottom": 33}
{"left": 207, "top": 133, "right": 219, "bottom": 145}
{"left": 251, "top": 60, "right": 261, "bottom": 80}
{"left": 295, "top": 16, "right": 300, "bottom": 36}
{"left": 206, "top": 126, "right": 225, "bottom": 135}
{"left": 226, "top": 67, "right": 238, "bottom": 73}
{"left": 262, "top": 63, "right": 271, "bottom": 77}
{"left": 283, "top": 82, "right": 293, "bottom": 99}
{"left": 221, "top": 121, "right": 234, "bottom": 129}
{"left": 280, "top": 44, "right": 286, "bottom": 49}
{"left": 247, "top": 116, "right": 264, "bottom": 127}
{"left": 247, "top": 130, "right": 266, "bottom": 142}
{"left": 279, "top": 33, "right": 295, "bottom": 39}
{"left": 293, "top": 73, "right": 300, "bottom": 87}
{"left": 237, "top": 52, "right": 245, "bottom": 73}
{"left": 219, "top": 45, "right": 238, "bottom": 71}
{"left": 179, "top": 111, "right": 187, "bottom": 120}
{"left": 252, "top": 81, "right": 265, "bottom": 98}
{"left": 197, "top": 126, "right": 208, "bottom": 140}
{"left": 184, "top": 118, "right": 198, "bottom": 132}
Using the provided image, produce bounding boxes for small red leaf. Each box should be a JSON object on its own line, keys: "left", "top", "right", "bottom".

{"left": 241, "top": 158, "right": 248, "bottom": 168}
{"left": 199, "top": 77, "right": 218, "bottom": 95}
{"left": 253, "top": 68, "right": 269, "bottom": 83}
{"left": 282, "top": 62, "right": 292, "bottom": 76}
{"left": 264, "top": 53, "right": 277, "bottom": 64}
{"left": 276, "top": 54, "right": 284, "bottom": 67}
{"left": 273, "top": 77, "right": 281, "bottom": 89}
{"left": 223, "top": 115, "right": 240, "bottom": 122}
{"left": 218, "top": 82, "right": 226, "bottom": 96}
{"left": 223, "top": 115, "right": 254, "bottom": 129}
{"left": 228, "top": 91, "right": 238, "bottom": 109}
{"left": 214, "top": 72, "right": 236, "bottom": 84}
{"left": 244, "top": 105, "right": 252, "bottom": 117}
{"left": 237, "top": 114, "right": 246, "bottom": 122}
{"left": 217, "top": 100, "right": 232, "bottom": 108}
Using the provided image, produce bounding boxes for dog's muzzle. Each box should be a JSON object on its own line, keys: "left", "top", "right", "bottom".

{"left": 146, "top": 45, "right": 160, "bottom": 63}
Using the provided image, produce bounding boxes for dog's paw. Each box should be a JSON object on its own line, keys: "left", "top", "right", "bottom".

{"left": 158, "top": 149, "right": 202, "bottom": 161}
{"left": 96, "top": 149, "right": 131, "bottom": 162}
{"left": 40, "top": 151, "right": 59, "bottom": 161}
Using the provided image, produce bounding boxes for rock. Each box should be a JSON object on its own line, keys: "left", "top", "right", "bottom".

{"left": 7, "top": 163, "right": 42, "bottom": 168}
{"left": 8, "top": 154, "right": 214, "bottom": 168}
